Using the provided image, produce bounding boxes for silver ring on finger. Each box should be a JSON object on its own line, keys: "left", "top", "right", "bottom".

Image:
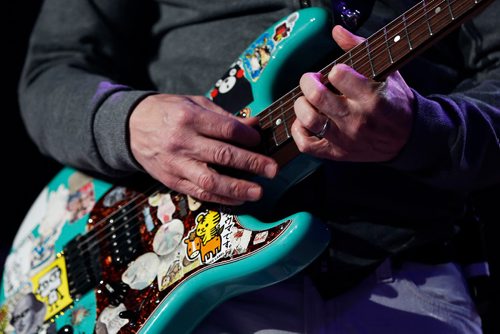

{"left": 314, "top": 118, "right": 329, "bottom": 139}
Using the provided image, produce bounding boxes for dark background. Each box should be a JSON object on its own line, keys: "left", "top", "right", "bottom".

{"left": 2, "top": 1, "right": 498, "bottom": 333}
{"left": 1, "top": 1, "right": 61, "bottom": 271}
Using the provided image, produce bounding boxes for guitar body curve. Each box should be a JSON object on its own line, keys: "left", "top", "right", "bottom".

{"left": 1, "top": 167, "right": 329, "bottom": 334}
{"left": 0, "top": 8, "right": 334, "bottom": 334}
{"left": 3, "top": 0, "right": 493, "bottom": 329}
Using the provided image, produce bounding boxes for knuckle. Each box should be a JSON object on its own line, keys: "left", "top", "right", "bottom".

{"left": 171, "top": 177, "right": 188, "bottom": 193}
{"left": 195, "top": 188, "right": 212, "bottom": 202}
{"left": 213, "top": 146, "right": 234, "bottom": 166}
{"left": 293, "top": 96, "right": 305, "bottom": 111}
{"left": 301, "top": 144, "right": 313, "bottom": 154}
{"left": 307, "top": 88, "right": 325, "bottom": 108}
{"left": 229, "top": 181, "right": 245, "bottom": 198}
{"left": 295, "top": 140, "right": 309, "bottom": 154}
{"left": 329, "top": 64, "right": 348, "bottom": 84}
{"left": 220, "top": 120, "right": 239, "bottom": 139}
{"left": 197, "top": 173, "right": 216, "bottom": 191}
{"left": 245, "top": 155, "right": 263, "bottom": 173}
{"left": 302, "top": 112, "right": 317, "bottom": 130}
{"left": 164, "top": 136, "right": 183, "bottom": 153}
{"left": 176, "top": 107, "right": 195, "bottom": 126}
{"left": 299, "top": 73, "right": 313, "bottom": 89}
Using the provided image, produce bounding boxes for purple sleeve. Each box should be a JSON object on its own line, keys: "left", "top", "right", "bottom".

{"left": 386, "top": 6, "right": 500, "bottom": 191}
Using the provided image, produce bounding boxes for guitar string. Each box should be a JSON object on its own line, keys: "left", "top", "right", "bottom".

{"left": 257, "top": 0, "right": 474, "bottom": 142}
{"left": 257, "top": 0, "right": 470, "bottom": 127}
{"left": 68, "top": 0, "right": 475, "bottom": 259}
{"left": 257, "top": 0, "right": 472, "bottom": 130}
{"left": 258, "top": 0, "right": 469, "bottom": 131}
{"left": 72, "top": 182, "right": 166, "bottom": 249}
{"left": 255, "top": 0, "right": 435, "bottom": 125}
{"left": 69, "top": 0, "right": 464, "bottom": 253}
{"left": 64, "top": 184, "right": 168, "bottom": 287}
{"left": 67, "top": 189, "right": 172, "bottom": 290}
{"left": 68, "top": 2, "right": 478, "bottom": 294}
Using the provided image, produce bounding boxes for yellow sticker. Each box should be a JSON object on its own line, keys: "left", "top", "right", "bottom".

{"left": 31, "top": 255, "right": 73, "bottom": 321}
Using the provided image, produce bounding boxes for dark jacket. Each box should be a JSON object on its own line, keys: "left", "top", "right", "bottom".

{"left": 19, "top": 0, "right": 500, "bottom": 272}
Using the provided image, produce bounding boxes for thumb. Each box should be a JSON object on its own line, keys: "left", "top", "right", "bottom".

{"left": 332, "top": 25, "right": 365, "bottom": 51}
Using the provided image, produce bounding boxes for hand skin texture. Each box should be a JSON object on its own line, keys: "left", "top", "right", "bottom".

{"left": 129, "top": 94, "right": 278, "bottom": 206}
{"left": 129, "top": 26, "right": 414, "bottom": 206}
{"left": 292, "top": 25, "right": 415, "bottom": 162}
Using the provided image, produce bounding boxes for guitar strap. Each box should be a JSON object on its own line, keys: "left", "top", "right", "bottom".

{"left": 331, "top": 0, "right": 376, "bottom": 31}
{"left": 299, "top": 0, "right": 376, "bottom": 32}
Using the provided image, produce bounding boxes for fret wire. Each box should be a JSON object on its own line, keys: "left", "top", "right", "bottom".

{"left": 349, "top": 50, "right": 354, "bottom": 68}
{"left": 423, "top": 0, "right": 434, "bottom": 35}
{"left": 272, "top": 123, "right": 279, "bottom": 146}
{"left": 259, "top": 0, "right": 477, "bottom": 133}
{"left": 279, "top": 100, "right": 291, "bottom": 139}
{"left": 269, "top": 0, "right": 478, "bottom": 138}
{"left": 365, "top": 39, "right": 376, "bottom": 77}
{"left": 403, "top": 13, "right": 414, "bottom": 50}
{"left": 446, "top": 0, "right": 455, "bottom": 19}
{"left": 383, "top": 27, "right": 394, "bottom": 63}
{"left": 261, "top": 0, "right": 434, "bottom": 124}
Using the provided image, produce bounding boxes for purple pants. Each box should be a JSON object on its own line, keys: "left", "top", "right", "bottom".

{"left": 194, "top": 261, "right": 482, "bottom": 333}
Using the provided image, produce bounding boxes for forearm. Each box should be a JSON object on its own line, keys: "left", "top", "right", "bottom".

{"left": 387, "top": 86, "right": 500, "bottom": 190}
{"left": 386, "top": 6, "right": 500, "bottom": 191}
{"left": 19, "top": 65, "right": 152, "bottom": 175}
{"left": 18, "top": 0, "right": 155, "bottom": 176}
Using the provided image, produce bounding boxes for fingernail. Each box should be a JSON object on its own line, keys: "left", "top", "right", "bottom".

{"left": 265, "top": 164, "right": 278, "bottom": 178}
{"left": 247, "top": 186, "right": 262, "bottom": 201}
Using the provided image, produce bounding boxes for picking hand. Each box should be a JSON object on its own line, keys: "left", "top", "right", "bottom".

{"left": 129, "top": 94, "right": 278, "bottom": 205}
{"left": 292, "top": 25, "right": 414, "bottom": 162}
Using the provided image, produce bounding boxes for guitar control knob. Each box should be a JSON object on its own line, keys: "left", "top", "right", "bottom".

{"left": 96, "top": 281, "right": 129, "bottom": 306}
{"left": 340, "top": 7, "right": 361, "bottom": 30}
{"left": 332, "top": 0, "right": 374, "bottom": 31}
{"left": 57, "top": 325, "right": 74, "bottom": 334}
{"left": 119, "top": 310, "right": 139, "bottom": 328}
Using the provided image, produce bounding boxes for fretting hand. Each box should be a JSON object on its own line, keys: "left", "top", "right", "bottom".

{"left": 292, "top": 25, "right": 414, "bottom": 162}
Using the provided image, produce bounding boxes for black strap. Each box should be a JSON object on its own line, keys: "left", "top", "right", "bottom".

{"left": 299, "top": 0, "right": 311, "bottom": 8}
{"left": 331, "top": 0, "right": 375, "bottom": 31}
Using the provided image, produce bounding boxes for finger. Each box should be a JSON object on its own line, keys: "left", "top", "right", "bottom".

{"left": 188, "top": 103, "right": 262, "bottom": 147}
{"left": 291, "top": 119, "right": 324, "bottom": 154}
{"left": 187, "top": 137, "right": 278, "bottom": 179}
{"left": 239, "top": 116, "right": 260, "bottom": 128}
{"left": 332, "top": 25, "right": 364, "bottom": 52}
{"left": 163, "top": 176, "right": 247, "bottom": 206}
{"left": 190, "top": 96, "right": 260, "bottom": 128}
{"left": 299, "top": 73, "right": 348, "bottom": 119}
{"left": 189, "top": 95, "right": 235, "bottom": 118}
{"left": 182, "top": 162, "right": 263, "bottom": 202}
{"left": 299, "top": 72, "right": 338, "bottom": 113}
{"left": 328, "top": 64, "right": 381, "bottom": 100}
{"left": 161, "top": 157, "right": 263, "bottom": 204}
{"left": 292, "top": 119, "right": 345, "bottom": 160}
{"left": 294, "top": 96, "right": 329, "bottom": 136}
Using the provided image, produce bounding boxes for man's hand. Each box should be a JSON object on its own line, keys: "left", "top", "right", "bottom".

{"left": 129, "top": 94, "right": 278, "bottom": 205}
{"left": 292, "top": 25, "right": 414, "bottom": 162}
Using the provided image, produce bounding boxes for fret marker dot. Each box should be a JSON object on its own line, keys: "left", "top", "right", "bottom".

{"left": 393, "top": 35, "right": 401, "bottom": 43}
{"left": 435, "top": 7, "right": 441, "bottom": 14}
{"left": 275, "top": 118, "right": 282, "bottom": 126}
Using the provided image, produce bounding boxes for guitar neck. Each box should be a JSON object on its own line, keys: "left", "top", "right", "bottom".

{"left": 257, "top": 0, "right": 493, "bottom": 165}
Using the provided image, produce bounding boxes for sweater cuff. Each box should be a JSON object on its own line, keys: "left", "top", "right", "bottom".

{"left": 385, "top": 90, "right": 453, "bottom": 172}
{"left": 94, "top": 89, "right": 156, "bottom": 173}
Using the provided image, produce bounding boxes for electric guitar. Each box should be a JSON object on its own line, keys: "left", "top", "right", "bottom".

{"left": 0, "top": 0, "right": 493, "bottom": 333}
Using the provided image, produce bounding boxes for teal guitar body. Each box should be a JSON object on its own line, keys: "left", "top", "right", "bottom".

{"left": 0, "top": 8, "right": 333, "bottom": 334}
{"left": 1, "top": 0, "right": 494, "bottom": 330}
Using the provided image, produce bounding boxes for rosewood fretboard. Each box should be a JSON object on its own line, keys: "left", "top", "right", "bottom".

{"left": 256, "top": 0, "right": 493, "bottom": 161}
